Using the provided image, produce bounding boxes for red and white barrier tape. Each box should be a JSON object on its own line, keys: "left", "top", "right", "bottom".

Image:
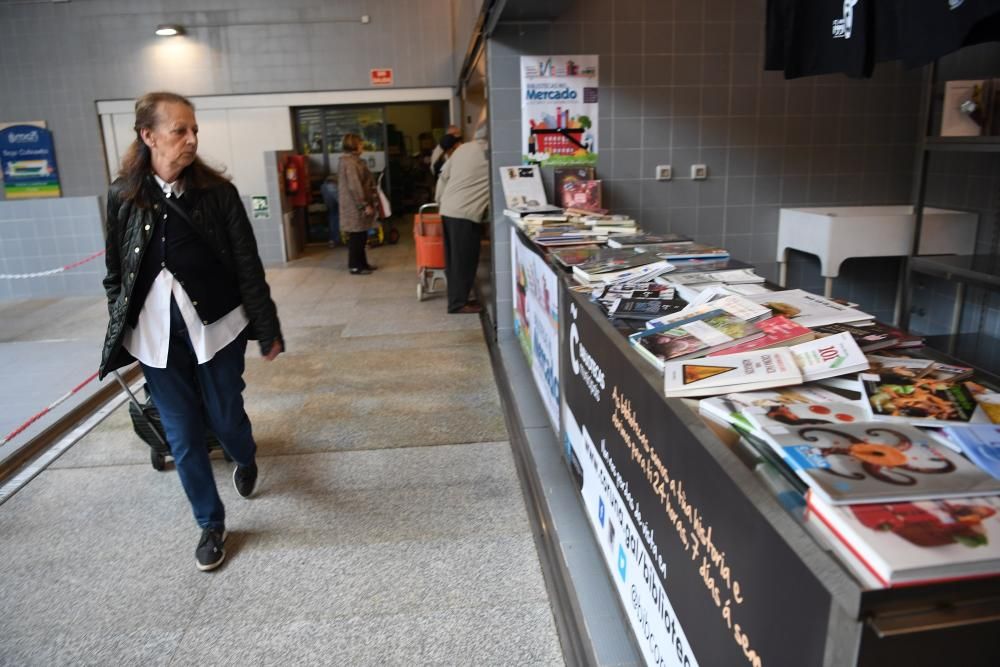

{"left": 0, "top": 249, "right": 106, "bottom": 280}
{"left": 0, "top": 370, "right": 100, "bottom": 447}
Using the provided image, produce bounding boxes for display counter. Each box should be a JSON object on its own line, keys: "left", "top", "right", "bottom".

{"left": 510, "top": 228, "right": 1000, "bottom": 666}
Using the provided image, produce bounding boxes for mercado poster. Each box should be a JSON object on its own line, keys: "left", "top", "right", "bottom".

{"left": 560, "top": 285, "right": 832, "bottom": 667}
{"left": 512, "top": 227, "right": 560, "bottom": 432}
{"left": 0, "top": 122, "right": 61, "bottom": 199}
{"left": 520, "top": 55, "right": 598, "bottom": 166}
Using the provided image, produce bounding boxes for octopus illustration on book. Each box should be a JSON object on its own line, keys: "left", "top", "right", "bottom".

{"left": 795, "top": 426, "right": 955, "bottom": 485}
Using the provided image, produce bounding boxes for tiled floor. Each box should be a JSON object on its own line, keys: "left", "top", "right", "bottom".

{"left": 0, "top": 229, "right": 564, "bottom": 665}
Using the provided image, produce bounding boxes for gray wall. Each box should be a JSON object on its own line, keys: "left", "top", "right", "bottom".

{"left": 0, "top": 0, "right": 457, "bottom": 199}
{"left": 488, "top": 0, "right": 926, "bottom": 330}
{"left": 452, "top": 0, "right": 485, "bottom": 79}
{"left": 0, "top": 197, "right": 106, "bottom": 299}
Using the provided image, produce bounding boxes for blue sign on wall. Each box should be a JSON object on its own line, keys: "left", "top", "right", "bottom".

{"left": 0, "top": 123, "right": 61, "bottom": 199}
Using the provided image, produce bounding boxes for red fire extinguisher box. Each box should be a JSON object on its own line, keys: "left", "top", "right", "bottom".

{"left": 283, "top": 154, "right": 310, "bottom": 208}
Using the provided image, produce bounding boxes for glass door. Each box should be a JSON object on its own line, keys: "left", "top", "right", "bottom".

{"left": 293, "top": 106, "right": 387, "bottom": 243}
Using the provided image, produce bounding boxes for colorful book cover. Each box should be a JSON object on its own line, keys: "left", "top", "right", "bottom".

{"left": 707, "top": 316, "right": 814, "bottom": 356}
{"left": 942, "top": 425, "right": 1000, "bottom": 480}
{"left": 699, "top": 385, "right": 854, "bottom": 433}
{"left": 763, "top": 421, "right": 1000, "bottom": 505}
{"left": 789, "top": 332, "right": 870, "bottom": 382}
{"left": 807, "top": 493, "right": 1000, "bottom": 587}
{"left": 663, "top": 348, "right": 802, "bottom": 397}
{"left": 646, "top": 295, "right": 773, "bottom": 329}
{"left": 635, "top": 242, "right": 731, "bottom": 260}
{"left": 606, "top": 233, "right": 693, "bottom": 248}
{"left": 561, "top": 179, "right": 603, "bottom": 211}
{"left": 632, "top": 310, "right": 762, "bottom": 363}
{"left": 811, "top": 322, "right": 900, "bottom": 352}
{"left": 608, "top": 297, "right": 688, "bottom": 321}
{"left": 860, "top": 372, "right": 990, "bottom": 427}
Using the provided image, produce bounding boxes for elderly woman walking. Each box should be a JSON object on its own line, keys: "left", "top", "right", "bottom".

{"left": 337, "top": 133, "right": 378, "bottom": 275}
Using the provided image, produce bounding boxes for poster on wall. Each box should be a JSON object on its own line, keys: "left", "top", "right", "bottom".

{"left": 520, "top": 55, "right": 598, "bottom": 166}
{"left": 512, "top": 228, "right": 560, "bottom": 432}
{"left": 560, "top": 286, "right": 832, "bottom": 667}
{"left": 0, "top": 121, "right": 61, "bottom": 199}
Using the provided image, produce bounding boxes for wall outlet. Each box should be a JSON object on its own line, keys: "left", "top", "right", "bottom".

{"left": 655, "top": 165, "right": 672, "bottom": 181}
{"left": 691, "top": 164, "right": 708, "bottom": 180}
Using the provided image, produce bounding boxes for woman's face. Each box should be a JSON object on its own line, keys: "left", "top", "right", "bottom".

{"left": 142, "top": 101, "right": 198, "bottom": 179}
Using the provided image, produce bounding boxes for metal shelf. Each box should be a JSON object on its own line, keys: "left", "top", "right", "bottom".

{"left": 924, "top": 136, "right": 1000, "bottom": 152}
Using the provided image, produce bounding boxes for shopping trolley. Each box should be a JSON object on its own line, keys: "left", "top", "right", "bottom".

{"left": 112, "top": 370, "right": 230, "bottom": 471}
{"left": 414, "top": 203, "right": 447, "bottom": 301}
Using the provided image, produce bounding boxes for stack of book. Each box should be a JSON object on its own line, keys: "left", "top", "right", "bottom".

{"left": 698, "top": 380, "right": 1000, "bottom": 588}
{"left": 572, "top": 251, "right": 673, "bottom": 285}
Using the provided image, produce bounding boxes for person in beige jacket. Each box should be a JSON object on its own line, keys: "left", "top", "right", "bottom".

{"left": 337, "top": 133, "right": 378, "bottom": 275}
{"left": 435, "top": 127, "right": 490, "bottom": 313}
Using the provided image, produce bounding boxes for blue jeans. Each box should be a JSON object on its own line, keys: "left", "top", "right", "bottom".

{"left": 140, "top": 299, "right": 256, "bottom": 531}
{"left": 328, "top": 207, "right": 341, "bottom": 244}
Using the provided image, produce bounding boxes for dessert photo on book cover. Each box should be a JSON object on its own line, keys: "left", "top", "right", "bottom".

{"left": 807, "top": 494, "right": 1000, "bottom": 587}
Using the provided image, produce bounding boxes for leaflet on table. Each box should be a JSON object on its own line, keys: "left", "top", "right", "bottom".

{"left": 806, "top": 492, "right": 1000, "bottom": 587}
{"left": 942, "top": 425, "right": 1000, "bottom": 480}
{"left": 760, "top": 420, "right": 1000, "bottom": 505}
{"left": 745, "top": 289, "right": 873, "bottom": 328}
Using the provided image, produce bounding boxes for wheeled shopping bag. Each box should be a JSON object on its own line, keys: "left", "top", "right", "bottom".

{"left": 414, "top": 203, "right": 447, "bottom": 301}
{"left": 112, "top": 370, "right": 229, "bottom": 471}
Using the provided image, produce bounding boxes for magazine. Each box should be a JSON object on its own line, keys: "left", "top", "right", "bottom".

{"left": 759, "top": 421, "right": 1000, "bottom": 505}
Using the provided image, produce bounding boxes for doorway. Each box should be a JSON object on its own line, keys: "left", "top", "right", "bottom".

{"left": 292, "top": 101, "right": 450, "bottom": 245}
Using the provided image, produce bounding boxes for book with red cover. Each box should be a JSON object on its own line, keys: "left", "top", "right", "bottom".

{"left": 707, "top": 316, "right": 814, "bottom": 356}
{"left": 806, "top": 492, "right": 1000, "bottom": 587}
{"left": 561, "top": 179, "right": 603, "bottom": 211}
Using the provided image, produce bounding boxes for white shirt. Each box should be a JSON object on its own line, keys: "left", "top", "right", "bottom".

{"left": 121, "top": 175, "right": 249, "bottom": 368}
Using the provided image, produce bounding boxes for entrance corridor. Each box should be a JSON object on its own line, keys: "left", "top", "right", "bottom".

{"left": 0, "top": 229, "right": 564, "bottom": 665}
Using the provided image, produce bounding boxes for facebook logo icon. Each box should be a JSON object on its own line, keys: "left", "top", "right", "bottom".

{"left": 617, "top": 546, "right": 627, "bottom": 582}
{"left": 598, "top": 498, "right": 605, "bottom": 527}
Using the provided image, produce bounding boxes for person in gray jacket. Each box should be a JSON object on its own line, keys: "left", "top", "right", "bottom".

{"left": 434, "top": 126, "right": 490, "bottom": 314}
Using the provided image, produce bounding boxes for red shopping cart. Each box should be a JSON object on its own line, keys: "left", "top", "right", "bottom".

{"left": 414, "top": 203, "right": 447, "bottom": 301}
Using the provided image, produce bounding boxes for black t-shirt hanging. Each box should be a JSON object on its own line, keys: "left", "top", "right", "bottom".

{"left": 772, "top": 0, "right": 876, "bottom": 79}
{"left": 894, "top": 0, "right": 1000, "bottom": 67}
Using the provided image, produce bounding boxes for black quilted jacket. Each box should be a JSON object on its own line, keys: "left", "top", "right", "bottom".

{"left": 99, "top": 176, "right": 282, "bottom": 378}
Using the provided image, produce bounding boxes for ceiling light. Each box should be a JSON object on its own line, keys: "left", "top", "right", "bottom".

{"left": 155, "top": 25, "right": 185, "bottom": 37}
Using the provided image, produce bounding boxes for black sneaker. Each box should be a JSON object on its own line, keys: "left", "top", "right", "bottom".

{"left": 195, "top": 528, "right": 227, "bottom": 572}
{"left": 233, "top": 462, "right": 258, "bottom": 498}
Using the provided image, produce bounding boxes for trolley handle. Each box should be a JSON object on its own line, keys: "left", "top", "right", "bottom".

{"left": 417, "top": 202, "right": 440, "bottom": 236}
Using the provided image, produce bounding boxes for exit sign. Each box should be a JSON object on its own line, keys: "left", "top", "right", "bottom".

{"left": 370, "top": 69, "right": 393, "bottom": 86}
